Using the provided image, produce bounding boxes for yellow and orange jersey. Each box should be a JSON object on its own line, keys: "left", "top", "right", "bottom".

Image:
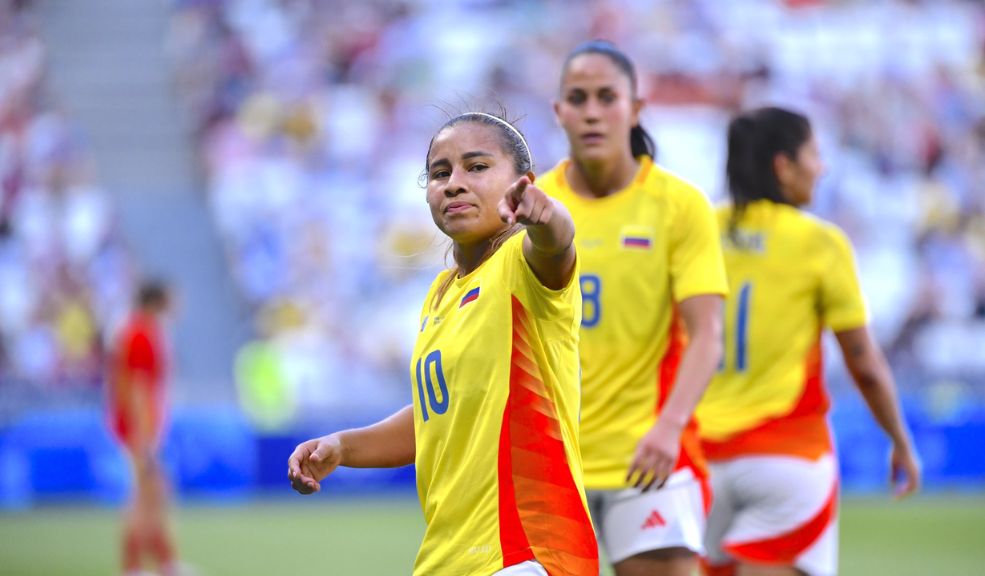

{"left": 697, "top": 200, "right": 869, "bottom": 461}
{"left": 410, "top": 232, "right": 598, "bottom": 576}
{"left": 539, "top": 157, "right": 728, "bottom": 489}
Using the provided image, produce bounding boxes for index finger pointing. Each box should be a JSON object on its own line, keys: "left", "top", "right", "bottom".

{"left": 508, "top": 176, "right": 530, "bottom": 202}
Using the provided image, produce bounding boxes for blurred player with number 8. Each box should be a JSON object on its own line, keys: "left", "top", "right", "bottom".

{"left": 539, "top": 40, "right": 728, "bottom": 576}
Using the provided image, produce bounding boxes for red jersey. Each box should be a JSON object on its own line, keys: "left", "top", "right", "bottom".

{"left": 109, "top": 312, "right": 168, "bottom": 445}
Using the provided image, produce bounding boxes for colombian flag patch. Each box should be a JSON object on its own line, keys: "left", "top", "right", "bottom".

{"left": 620, "top": 225, "right": 655, "bottom": 250}
{"left": 622, "top": 236, "right": 652, "bottom": 248}
{"left": 460, "top": 286, "right": 480, "bottom": 308}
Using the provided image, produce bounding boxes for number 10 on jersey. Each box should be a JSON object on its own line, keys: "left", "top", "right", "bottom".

{"left": 416, "top": 350, "right": 449, "bottom": 422}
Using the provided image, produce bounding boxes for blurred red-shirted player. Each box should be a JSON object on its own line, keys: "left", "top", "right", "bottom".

{"left": 108, "top": 280, "right": 182, "bottom": 576}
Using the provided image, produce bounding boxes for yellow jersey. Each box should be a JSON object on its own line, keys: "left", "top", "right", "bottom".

{"left": 697, "top": 200, "right": 869, "bottom": 461}
{"left": 411, "top": 232, "right": 598, "bottom": 576}
{"left": 539, "top": 157, "right": 729, "bottom": 489}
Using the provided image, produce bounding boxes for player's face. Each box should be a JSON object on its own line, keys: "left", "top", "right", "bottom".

{"left": 780, "top": 135, "right": 824, "bottom": 206}
{"left": 555, "top": 54, "right": 641, "bottom": 164}
{"left": 426, "top": 123, "right": 516, "bottom": 244}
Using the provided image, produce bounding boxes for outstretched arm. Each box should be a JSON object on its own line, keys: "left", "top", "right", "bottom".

{"left": 835, "top": 327, "right": 920, "bottom": 498}
{"left": 287, "top": 405, "right": 415, "bottom": 494}
{"left": 499, "top": 176, "right": 577, "bottom": 290}
{"left": 627, "top": 294, "right": 723, "bottom": 490}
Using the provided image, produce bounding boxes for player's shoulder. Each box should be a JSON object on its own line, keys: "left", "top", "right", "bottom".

{"left": 782, "top": 209, "right": 855, "bottom": 262}
{"left": 642, "top": 161, "right": 710, "bottom": 208}
{"left": 799, "top": 210, "right": 850, "bottom": 244}
{"left": 496, "top": 228, "right": 526, "bottom": 259}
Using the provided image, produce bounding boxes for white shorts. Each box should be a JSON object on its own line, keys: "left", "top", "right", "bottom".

{"left": 704, "top": 453, "right": 839, "bottom": 576}
{"left": 493, "top": 560, "right": 547, "bottom": 575}
{"left": 587, "top": 468, "right": 707, "bottom": 564}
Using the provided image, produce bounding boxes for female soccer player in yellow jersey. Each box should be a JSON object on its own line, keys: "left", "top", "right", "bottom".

{"left": 697, "top": 107, "right": 921, "bottom": 576}
{"left": 288, "top": 112, "right": 599, "bottom": 576}
{"left": 538, "top": 40, "right": 728, "bottom": 576}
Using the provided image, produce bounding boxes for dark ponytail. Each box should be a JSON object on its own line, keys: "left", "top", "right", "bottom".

{"left": 563, "top": 40, "right": 656, "bottom": 159}
{"left": 630, "top": 125, "right": 656, "bottom": 159}
{"left": 726, "top": 107, "right": 812, "bottom": 240}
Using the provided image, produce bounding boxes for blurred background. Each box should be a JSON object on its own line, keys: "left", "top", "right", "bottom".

{"left": 1, "top": 0, "right": 983, "bottom": 574}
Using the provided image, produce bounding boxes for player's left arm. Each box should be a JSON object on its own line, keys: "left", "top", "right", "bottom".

{"left": 287, "top": 405, "right": 416, "bottom": 495}
{"left": 498, "top": 175, "right": 576, "bottom": 290}
{"left": 628, "top": 182, "right": 725, "bottom": 490}
{"left": 835, "top": 327, "right": 921, "bottom": 498}
{"left": 627, "top": 293, "right": 723, "bottom": 490}
{"left": 823, "top": 224, "right": 920, "bottom": 498}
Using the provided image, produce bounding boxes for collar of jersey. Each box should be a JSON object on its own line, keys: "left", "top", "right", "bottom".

{"left": 555, "top": 155, "right": 652, "bottom": 205}
{"left": 740, "top": 198, "right": 801, "bottom": 223}
{"left": 450, "top": 237, "right": 510, "bottom": 289}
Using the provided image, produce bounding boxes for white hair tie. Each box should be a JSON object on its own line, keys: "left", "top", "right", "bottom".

{"left": 468, "top": 112, "right": 532, "bottom": 169}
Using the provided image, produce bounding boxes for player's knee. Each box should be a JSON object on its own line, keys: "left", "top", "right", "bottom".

{"left": 736, "top": 563, "right": 807, "bottom": 576}
{"left": 614, "top": 547, "right": 697, "bottom": 576}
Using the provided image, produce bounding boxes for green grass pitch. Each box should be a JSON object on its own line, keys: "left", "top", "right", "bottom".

{"left": 0, "top": 495, "right": 982, "bottom": 575}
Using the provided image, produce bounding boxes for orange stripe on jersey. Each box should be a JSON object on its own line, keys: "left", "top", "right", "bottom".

{"left": 658, "top": 310, "right": 709, "bottom": 479}
{"left": 787, "top": 336, "right": 830, "bottom": 419}
{"left": 497, "top": 296, "right": 599, "bottom": 575}
{"left": 724, "top": 481, "right": 838, "bottom": 564}
{"left": 657, "top": 309, "right": 688, "bottom": 413}
{"left": 497, "top": 393, "right": 535, "bottom": 568}
{"left": 701, "top": 337, "right": 832, "bottom": 461}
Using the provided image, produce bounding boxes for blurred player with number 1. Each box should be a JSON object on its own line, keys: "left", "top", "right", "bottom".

{"left": 697, "top": 107, "right": 921, "bottom": 576}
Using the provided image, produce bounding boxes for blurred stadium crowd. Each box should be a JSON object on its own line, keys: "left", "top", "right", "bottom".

{"left": 1, "top": 0, "right": 983, "bottom": 421}
{"left": 0, "top": 0, "right": 133, "bottom": 401}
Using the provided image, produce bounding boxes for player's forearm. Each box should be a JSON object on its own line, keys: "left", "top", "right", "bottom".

{"left": 525, "top": 198, "right": 575, "bottom": 257}
{"left": 523, "top": 199, "right": 577, "bottom": 289}
{"left": 851, "top": 357, "right": 912, "bottom": 449}
{"left": 838, "top": 329, "right": 913, "bottom": 449}
{"left": 336, "top": 405, "right": 416, "bottom": 468}
{"left": 658, "top": 295, "right": 723, "bottom": 429}
{"left": 658, "top": 327, "right": 722, "bottom": 429}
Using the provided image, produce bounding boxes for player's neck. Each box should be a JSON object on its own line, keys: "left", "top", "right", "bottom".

{"left": 134, "top": 309, "right": 159, "bottom": 324}
{"left": 568, "top": 152, "right": 639, "bottom": 199}
{"left": 453, "top": 238, "right": 495, "bottom": 277}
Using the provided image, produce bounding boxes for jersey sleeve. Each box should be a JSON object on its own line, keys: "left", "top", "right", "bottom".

{"left": 669, "top": 183, "right": 729, "bottom": 302}
{"left": 506, "top": 231, "right": 581, "bottom": 322}
{"left": 819, "top": 225, "right": 869, "bottom": 332}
